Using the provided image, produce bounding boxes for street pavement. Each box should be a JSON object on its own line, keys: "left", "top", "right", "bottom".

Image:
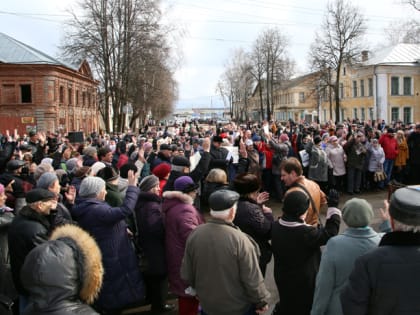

{"left": 123, "top": 188, "right": 391, "bottom": 315}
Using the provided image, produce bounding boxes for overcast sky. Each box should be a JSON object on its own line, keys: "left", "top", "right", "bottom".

{"left": 0, "top": 0, "right": 417, "bottom": 109}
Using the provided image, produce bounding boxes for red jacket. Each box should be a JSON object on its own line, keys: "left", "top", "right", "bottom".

{"left": 379, "top": 134, "right": 399, "bottom": 160}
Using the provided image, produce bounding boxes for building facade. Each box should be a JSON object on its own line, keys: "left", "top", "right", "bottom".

{"left": 0, "top": 32, "right": 99, "bottom": 135}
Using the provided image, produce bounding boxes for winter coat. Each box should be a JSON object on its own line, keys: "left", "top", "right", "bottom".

{"left": 234, "top": 197, "right": 274, "bottom": 271}
{"left": 21, "top": 225, "right": 103, "bottom": 315}
{"left": 407, "top": 131, "right": 420, "bottom": 165}
{"left": 367, "top": 145, "right": 385, "bottom": 172}
{"left": 134, "top": 191, "right": 166, "bottom": 276}
{"left": 162, "top": 190, "right": 204, "bottom": 297}
{"left": 271, "top": 208, "right": 341, "bottom": 315}
{"left": 150, "top": 152, "right": 172, "bottom": 171}
{"left": 8, "top": 205, "right": 51, "bottom": 295}
{"left": 394, "top": 139, "right": 409, "bottom": 167}
{"left": 105, "top": 182, "right": 124, "bottom": 207}
{"left": 311, "top": 227, "right": 382, "bottom": 315}
{"left": 307, "top": 142, "right": 329, "bottom": 182}
{"left": 344, "top": 139, "right": 367, "bottom": 170}
{"left": 181, "top": 219, "right": 270, "bottom": 315}
{"left": 71, "top": 186, "right": 145, "bottom": 311}
{"left": 0, "top": 208, "right": 16, "bottom": 300}
{"left": 209, "top": 145, "right": 230, "bottom": 172}
{"left": 379, "top": 133, "right": 398, "bottom": 160}
{"left": 326, "top": 144, "right": 346, "bottom": 176}
{"left": 341, "top": 231, "right": 420, "bottom": 315}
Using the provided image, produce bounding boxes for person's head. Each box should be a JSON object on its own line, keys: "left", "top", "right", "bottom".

{"left": 329, "top": 136, "right": 338, "bottom": 147}
{"left": 205, "top": 168, "right": 228, "bottom": 185}
{"left": 34, "top": 163, "right": 55, "bottom": 182}
{"left": 97, "top": 147, "right": 113, "bottom": 163}
{"left": 232, "top": 173, "right": 261, "bottom": 199}
{"left": 416, "top": 124, "right": 420, "bottom": 133}
{"left": 280, "top": 133, "right": 289, "bottom": 143}
{"left": 21, "top": 224, "right": 103, "bottom": 307}
{"left": 171, "top": 156, "right": 190, "bottom": 174}
{"left": 174, "top": 176, "right": 198, "bottom": 198}
{"left": 139, "top": 175, "right": 160, "bottom": 196}
{"left": 96, "top": 166, "right": 119, "bottom": 184}
{"left": 90, "top": 162, "right": 106, "bottom": 176}
{"left": 152, "top": 162, "right": 171, "bottom": 180}
{"left": 26, "top": 188, "right": 58, "bottom": 215}
{"left": 371, "top": 138, "right": 379, "bottom": 148}
{"left": 342, "top": 198, "right": 374, "bottom": 228}
{"left": 244, "top": 139, "right": 254, "bottom": 150}
{"left": 119, "top": 163, "right": 138, "bottom": 179}
{"left": 280, "top": 157, "right": 303, "bottom": 186}
{"left": 37, "top": 172, "right": 61, "bottom": 195}
{"left": 159, "top": 143, "right": 172, "bottom": 158}
{"left": 79, "top": 177, "right": 107, "bottom": 200}
{"left": 83, "top": 146, "right": 98, "bottom": 160}
{"left": 6, "top": 159, "right": 25, "bottom": 174}
{"left": 396, "top": 130, "right": 405, "bottom": 140}
{"left": 212, "top": 136, "right": 223, "bottom": 148}
{"left": 282, "top": 190, "right": 310, "bottom": 221}
{"left": 208, "top": 189, "right": 240, "bottom": 222}
{"left": 389, "top": 187, "right": 420, "bottom": 232}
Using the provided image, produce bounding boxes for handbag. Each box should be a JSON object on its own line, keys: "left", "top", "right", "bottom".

{"left": 374, "top": 170, "right": 386, "bottom": 182}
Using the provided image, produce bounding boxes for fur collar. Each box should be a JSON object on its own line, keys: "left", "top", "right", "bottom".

{"left": 162, "top": 190, "right": 194, "bottom": 205}
{"left": 50, "top": 224, "right": 103, "bottom": 304}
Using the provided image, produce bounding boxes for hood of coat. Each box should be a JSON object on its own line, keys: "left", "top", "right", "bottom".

{"left": 21, "top": 224, "right": 103, "bottom": 307}
{"left": 162, "top": 190, "right": 194, "bottom": 214}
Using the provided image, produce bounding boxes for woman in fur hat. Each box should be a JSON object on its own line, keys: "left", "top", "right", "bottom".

{"left": 21, "top": 224, "right": 103, "bottom": 315}
{"left": 232, "top": 173, "right": 274, "bottom": 276}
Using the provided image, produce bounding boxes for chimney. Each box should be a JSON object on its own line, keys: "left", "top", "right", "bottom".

{"left": 361, "top": 50, "right": 369, "bottom": 62}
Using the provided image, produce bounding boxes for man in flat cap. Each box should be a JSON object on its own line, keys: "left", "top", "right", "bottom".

{"left": 181, "top": 189, "right": 270, "bottom": 315}
{"left": 341, "top": 187, "right": 420, "bottom": 314}
{"left": 407, "top": 124, "right": 420, "bottom": 184}
{"left": 8, "top": 188, "right": 58, "bottom": 311}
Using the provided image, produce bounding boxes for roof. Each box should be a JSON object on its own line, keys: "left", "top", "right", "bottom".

{"left": 0, "top": 32, "right": 79, "bottom": 70}
{"left": 364, "top": 44, "right": 420, "bottom": 66}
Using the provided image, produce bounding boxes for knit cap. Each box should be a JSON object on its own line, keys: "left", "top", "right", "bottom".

{"left": 66, "top": 158, "right": 79, "bottom": 173}
{"left": 37, "top": 172, "right": 58, "bottom": 189}
{"left": 174, "top": 176, "right": 198, "bottom": 193}
{"left": 139, "top": 175, "right": 160, "bottom": 192}
{"left": 280, "top": 133, "right": 289, "bottom": 142}
{"left": 79, "top": 177, "right": 106, "bottom": 198}
{"left": 342, "top": 198, "right": 374, "bottom": 227}
{"left": 152, "top": 163, "right": 171, "bottom": 179}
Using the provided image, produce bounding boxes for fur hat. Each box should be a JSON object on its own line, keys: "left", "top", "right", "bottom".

{"left": 282, "top": 190, "right": 310, "bottom": 218}
{"left": 152, "top": 163, "right": 171, "bottom": 179}
{"left": 96, "top": 166, "right": 119, "bottom": 182}
{"left": 342, "top": 198, "right": 374, "bottom": 227}
{"left": 159, "top": 143, "right": 171, "bottom": 151}
{"left": 390, "top": 187, "right": 420, "bottom": 225}
{"left": 233, "top": 173, "right": 260, "bottom": 195}
{"left": 174, "top": 176, "right": 198, "bottom": 193}
{"left": 119, "top": 163, "right": 138, "bottom": 179}
{"left": 79, "top": 177, "right": 106, "bottom": 198}
{"left": 172, "top": 156, "right": 190, "bottom": 167}
{"left": 139, "top": 175, "right": 160, "bottom": 192}
{"left": 37, "top": 172, "right": 58, "bottom": 189}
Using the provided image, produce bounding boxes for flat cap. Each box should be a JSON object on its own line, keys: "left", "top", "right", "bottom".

{"left": 390, "top": 187, "right": 420, "bottom": 225}
{"left": 172, "top": 156, "right": 190, "bottom": 167}
{"left": 208, "top": 189, "right": 239, "bottom": 211}
{"left": 6, "top": 159, "right": 25, "bottom": 171}
{"left": 26, "top": 188, "right": 56, "bottom": 203}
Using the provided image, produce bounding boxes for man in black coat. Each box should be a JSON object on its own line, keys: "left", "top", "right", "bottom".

{"left": 341, "top": 187, "right": 420, "bottom": 314}
{"left": 8, "top": 188, "right": 57, "bottom": 312}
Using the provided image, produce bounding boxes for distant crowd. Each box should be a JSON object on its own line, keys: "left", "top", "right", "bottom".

{"left": 1, "top": 117, "right": 420, "bottom": 315}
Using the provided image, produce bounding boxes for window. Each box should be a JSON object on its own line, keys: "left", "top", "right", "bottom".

{"left": 68, "top": 88, "right": 72, "bottom": 105}
{"left": 361, "top": 108, "right": 365, "bottom": 121}
{"left": 343, "top": 67, "right": 346, "bottom": 76}
{"left": 59, "top": 86, "right": 64, "bottom": 104}
{"left": 353, "top": 81, "right": 357, "bottom": 97}
{"left": 20, "top": 85, "right": 32, "bottom": 103}
{"left": 360, "top": 80, "right": 365, "bottom": 97}
{"left": 299, "top": 92, "right": 305, "bottom": 102}
{"left": 76, "top": 90, "right": 79, "bottom": 105}
{"left": 391, "top": 107, "right": 399, "bottom": 122}
{"left": 403, "top": 107, "right": 412, "bottom": 124}
{"left": 340, "top": 108, "right": 345, "bottom": 121}
{"left": 368, "top": 78, "right": 373, "bottom": 96}
{"left": 2, "top": 84, "right": 16, "bottom": 103}
{"left": 391, "top": 77, "right": 399, "bottom": 95}
{"left": 353, "top": 108, "right": 358, "bottom": 119}
{"left": 369, "top": 107, "right": 374, "bottom": 120}
{"left": 82, "top": 92, "right": 86, "bottom": 106}
{"left": 339, "top": 83, "right": 344, "bottom": 99}
{"left": 404, "top": 77, "right": 412, "bottom": 95}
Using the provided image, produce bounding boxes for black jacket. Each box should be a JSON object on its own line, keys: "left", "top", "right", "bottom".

{"left": 341, "top": 231, "right": 420, "bottom": 315}
{"left": 8, "top": 206, "right": 51, "bottom": 295}
{"left": 21, "top": 225, "right": 102, "bottom": 315}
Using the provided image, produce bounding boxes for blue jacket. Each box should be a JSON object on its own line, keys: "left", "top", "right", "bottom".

{"left": 71, "top": 186, "right": 144, "bottom": 311}
{"left": 311, "top": 227, "right": 382, "bottom": 315}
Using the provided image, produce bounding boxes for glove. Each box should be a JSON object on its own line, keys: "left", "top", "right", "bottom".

{"left": 327, "top": 189, "right": 340, "bottom": 208}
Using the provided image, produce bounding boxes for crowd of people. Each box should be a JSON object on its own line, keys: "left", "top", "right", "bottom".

{"left": 0, "top": 117, "right": 420, "bottom": 315}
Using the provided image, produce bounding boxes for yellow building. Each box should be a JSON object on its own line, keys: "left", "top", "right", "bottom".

{"left": 321, "top": 44, "right": 420, "bottom": 124}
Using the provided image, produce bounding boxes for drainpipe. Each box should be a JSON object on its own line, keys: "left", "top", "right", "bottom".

{"left": 374, "top": 65, "right": 378, "bottom": 122}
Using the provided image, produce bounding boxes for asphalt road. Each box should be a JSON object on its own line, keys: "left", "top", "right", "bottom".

{"left": 123, "top": 188, "right": 391, "bottom": 315}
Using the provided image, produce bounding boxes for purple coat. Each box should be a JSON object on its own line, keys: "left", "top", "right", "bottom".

{"left": 71, "top": 186, "right": 144, "bottom": 311}
{"left": 162, "top": 190, "right": 204, "bottom": 297}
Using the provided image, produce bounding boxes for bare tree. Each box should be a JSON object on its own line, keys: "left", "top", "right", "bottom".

{"left": 309, "top": 0, "right": 367, "bottom": 123}
{"left": 406, "top": 0, "right": 420, "bottom": 10}
{"left": 385, "top": 19, "right": 420, "bottom": 44}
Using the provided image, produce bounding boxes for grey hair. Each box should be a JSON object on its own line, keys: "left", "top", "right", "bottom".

{"left": 210, "top": 203, "right": 237, "bottom": 220}
{"left": 392, "top": 218, "right": 420, "bottom": 233}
